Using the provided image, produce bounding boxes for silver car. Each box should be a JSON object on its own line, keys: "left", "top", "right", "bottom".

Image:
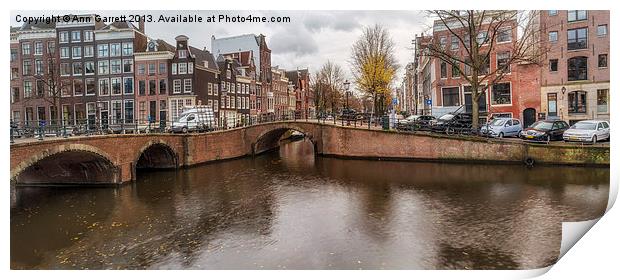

{"left": 480, "top": 118, "right": 523, "bottom": 138}
{"left": 563, "top": 120, "right": 610, "bottom": 143}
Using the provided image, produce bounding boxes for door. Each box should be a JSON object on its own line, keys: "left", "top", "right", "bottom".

{"left": 149, "top": 101, "right": 157, "bottom": 123}
{"left": 511, "top": 119, "right": 522, "bottom": 136}
{"left": 523, "top": 108, "right": 536, "bottom": 128}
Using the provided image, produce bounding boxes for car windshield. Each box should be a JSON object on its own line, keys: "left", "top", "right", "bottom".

{"left": 407, "top": 116, "right": 419, "bottom": 120}
{"left": 489, "top": 119, "right": 506, "bottom": 126}
{"left": 531, "top": 121, "right": 553, "bottom": 131}
{"left": 439, "top": 114, "right": 454, "bottom": 120}
{"left": 571, "top": 122, "right": 597, "bottom": 130}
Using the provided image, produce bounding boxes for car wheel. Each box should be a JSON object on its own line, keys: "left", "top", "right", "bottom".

{"left": 182, "top": 126, "right": 188, "bottom": 134}
{"left": 592, "top": 135, "right": 597, "bottom": 144}
{"left": 498, "top": 132, "right": 504, "bottom": 139}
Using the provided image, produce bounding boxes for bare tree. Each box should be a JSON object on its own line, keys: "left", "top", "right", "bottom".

{"left": 350, "top": 24, "right": 399, "bottom": 117}
{"left": 424, "top": 10, "right": 544, "bottom": 128}
{"left": 33, "top": 55, "right": 69, "bottom": 127}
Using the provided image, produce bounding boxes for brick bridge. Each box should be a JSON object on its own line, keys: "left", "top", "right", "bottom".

{"left": 10, "top": 121, "right": 609, "bottom": 185}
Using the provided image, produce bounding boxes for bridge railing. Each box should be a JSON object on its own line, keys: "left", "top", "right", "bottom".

{"left": 9, "top": 111, "right": 319, "bottom": 142}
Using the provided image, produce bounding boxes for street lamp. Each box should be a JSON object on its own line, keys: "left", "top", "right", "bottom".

{"left": 343, "top": 80, "right": 350, "bottom": 110}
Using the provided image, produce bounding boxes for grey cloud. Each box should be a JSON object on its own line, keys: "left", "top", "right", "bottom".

{"left": 269, "top": 25, "right": 319, "bottom": 56}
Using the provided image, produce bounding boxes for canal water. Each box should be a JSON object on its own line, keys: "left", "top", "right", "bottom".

{"left": 10, "top": 139, "right": 609, "bottom": 269}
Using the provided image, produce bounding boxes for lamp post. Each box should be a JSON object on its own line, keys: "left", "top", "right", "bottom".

{"left": 343, "top": 80, "right": 351, "bottom": 126}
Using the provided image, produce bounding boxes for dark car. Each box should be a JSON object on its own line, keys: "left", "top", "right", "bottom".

{"left": 413, "top": 115, "right": 436, "bottom": 131}
{"left": 519, "top": 120, "right": 569, "bottom": 142}
{"left": 431, "top": 113, "right": 473, "bottom": 134}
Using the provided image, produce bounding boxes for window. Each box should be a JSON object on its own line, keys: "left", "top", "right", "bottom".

{"left": 123, "top": 59, "right": 133, "bottom": 73}
{"left": 73, "top": 79, "right": 84, "bottom": 96}
{"left": 188, "top": 62, "right": 193, "bottom": 74}
{"left": 72, "top": 62, "right": 83, "bottom": 75}
{"left": 441, "top": 87, "right": 460, "bottom": 106}
{"left": 214, "top": 100, "right": 219, "bottom": 112}
{"left": 34, "top": 42, "right": 43, "bottom": 55}
{"left": 35, "top": 60, "right": 44, "bottom": 75}
{"left": 149, "top": 80, "right": 156, "bottom": 95}
{"left": 22, "top": 43, "right": 32, "bottom": 56}
{"left": 47, "top": 42, "right": 55, "bottom": 54}
{"left": 439, "top": 36, "right": 447, "bottom": 49}
{"left": 148, "top": 63, "right": 156, "bottom": 75}
{"left": 112, "top": 100, "right": 122, "bottom": 123}
{"left": 476, "top": 31, "right": 488, "bottom": 45}
{"left": 84, "top": 30, "right": 93, "bottom": 42}
{"left": 98, "top": 60, "right": 109, "bottom": 75}
{"left": 549, "top": 10, "right": 558, "bottom": 16}
{"left": 11, "top": 48, "right": 17, "bottom": 62}
{"left": 491, "top": 83, "right": 511, "bottom": 105}
{"left": 122, "top": 42, "right": 133, "bottom": 56}
{"left": 124, "top": 77, "right": 134, "bottom": 95}
{"left": 548, "top": 31, "right": 558, "bottom": 42}
{"left": 568, "top": 56, "right": 588, "bottom": 81}
{"left": 59, "top": 63, "right": 70, "bottom": 76}
{"left": 22, "top": 60, "right": 32, "bottom": 75}
{"left": 231, "top": 83, "right": 236, "bottom": 93}
{"left": 84, "top": 61, "right": 95, "bottom": 75}
{"left": 159, "top": 63, "right": 167, "bottom": 74}
{"left": 497, "top": 52, "right": 510, "bottom": 73}
{"left": 208, "top": 83, "right": 213, "bottom": 95}
{"left": 84, "top": 45, "right": 94, "bottom": 57}
{"left": 59, "top": 47, "right": 69, "bottom": 59}
{"left": 110, "top": 59, "right": 122, "bottom": 74}
{"left": 567, "top": 28, "right": 587, "bottom": 50}
{"left": 567, "top": 10, "right": 587, "bottom": 22}
{"left": 138, "top": 63, "right": 146, "bottom": 75}
{"left": 178, "top": 50, "right": 187, "bottom": 58}
{"left": 178, "top": 63, "right": 187, "bottom": 74}
{"left": 184, "top": 79, "right": 192, "bottom": 93}
{"left": 71, "top": 47, "right": 82, "bottom": 59}
{"left": 159, "top": 79, "right": 167, "bottom": 94}
{"left": 111, "top": 78, "right": 122, "bottom": 95}
{"left": 479, "top": 55, "right": 490, "bottom": 75}
{"left": 440, "top": 61, "right": 447, "bottom": 78}
{"left": 597, "top": 25, "right": 608, "bottom": 36}
{"left": 110, "top": 43, "right": 121, "bottom": 57}
{"left": 598, "top": 54, "right": 608, "bottom": 68}
{"left": 497, "top": 28, "right": 512, "bottom": 43}
{"left": 597, "top": 89, "right": 608, "bottom": 113}
{"left": 451, "top": 62, "right": 460, "bottom": 78}
{"left": 86, "top": 79, "right": 96, "bottom": 96}
{"left": 98, "top": 44, "right": 109, "bottom": 57}
{"left": 139, "top": 80, "right": 146, "bottom": 96}
{"left": 568, "top": 91, "right": 587, "bottom": 113}
{"left": 173, "top": 80, "right": 181, "bottom": 93}
{"left": 450, "top": 36, "right": 459, "bottom": 50}
{"left": 549, "top": 59, "right": 558, "bottom": 72}
{"left": 71, "top": 31, "right": 81, "bottom": 42}
{"left": 547, "top": 93, "right": 558, "bottom": 116}
{"left": 11, "top": 68, "right": 18, "bottom": 80}
{"left": 23, "top": 81, "right": 32, "bottom": 98}
{"left": 124, "top": 100, "right": 134, "bottom": 123}
{"left": 59, "top": 31, "right": 69, "bottom": 43}
{"left": 172, "top": 63, "right": 177, "bottom": 75}
{"left": 36, "top": 80, "right": 45, "bottom": 96}
{"left": 99, "top": 79, "right": 109, "bottom": 96}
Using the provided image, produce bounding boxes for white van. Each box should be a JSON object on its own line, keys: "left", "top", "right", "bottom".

{"left": 171, "top": 106, "right": 216, "bottom": 133}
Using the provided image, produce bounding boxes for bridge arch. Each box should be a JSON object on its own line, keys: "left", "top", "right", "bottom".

{"left": 134, "top": 140, "right": 179, "bottom": 170}
{"left": 11, "top": 143, "right": 120, "bottom": 185}
{"left": 251, "top": 124, "right": 317, "bottom": 155}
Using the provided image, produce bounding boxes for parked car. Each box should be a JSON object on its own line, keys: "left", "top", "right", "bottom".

{"left": 563, "top": 120, "right": 610, "bottom": 143}
{"left": 412, "top": 115, "right": 436, "bottom": 131}
{"left": 431, "top": 113, "right": 473, "bottom": 134}
{"left": 480, "top": 118, "right": 523, "bottom": 138}
{"left": 519, "top": 120, "right": 569, "bottom": 142}
{"left": 396, "top": 115, "right": 420, "bottom": 130}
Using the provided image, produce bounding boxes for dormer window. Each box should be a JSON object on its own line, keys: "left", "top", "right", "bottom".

{"left": 148, "top": 42, "right": 156, "bottom": 52}
{"left": 178, "top": 50, "right": 187, "bottom": 58}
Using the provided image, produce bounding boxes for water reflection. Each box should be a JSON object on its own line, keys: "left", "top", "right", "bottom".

{"left": 11, "top": 139, "right": 609, "bottom": 269}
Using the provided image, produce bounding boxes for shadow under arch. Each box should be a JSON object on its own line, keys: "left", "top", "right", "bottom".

{"left": 253, "top": 126, "right": 315, "bottom": 155}
{"left": 12, "top": 146, "right": 120, "bottom": 186}
{"left": 135, "top": 141, "right": 179, "bottom": 170}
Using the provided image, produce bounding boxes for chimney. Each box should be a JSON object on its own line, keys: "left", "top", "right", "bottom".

{"left": 138, "top": 19, "right": 145, "bottom": 34}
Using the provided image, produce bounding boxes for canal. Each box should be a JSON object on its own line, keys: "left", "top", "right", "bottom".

{"left": 10, "top": 138, "right": 609, "bottom": 269}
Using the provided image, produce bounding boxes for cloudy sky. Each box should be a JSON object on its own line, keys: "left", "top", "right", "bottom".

{"left": 12, "top": 10, "right": 433, "bottom": 83}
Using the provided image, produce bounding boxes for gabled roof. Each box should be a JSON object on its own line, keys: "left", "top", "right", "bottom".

{"left": 189, "top": 46, "right": 218, "bottom": 71}
{"left": 19, "top": 21, "right": 55, "bottom": 31}
{"left": 99, "top": 21, "right": 138, "bottom": 30}
{"left": 285, "top": 69, "right": 309, "bottom": 81}
{"left": 155, "top": 39, "right": 176, "bottom": 52}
